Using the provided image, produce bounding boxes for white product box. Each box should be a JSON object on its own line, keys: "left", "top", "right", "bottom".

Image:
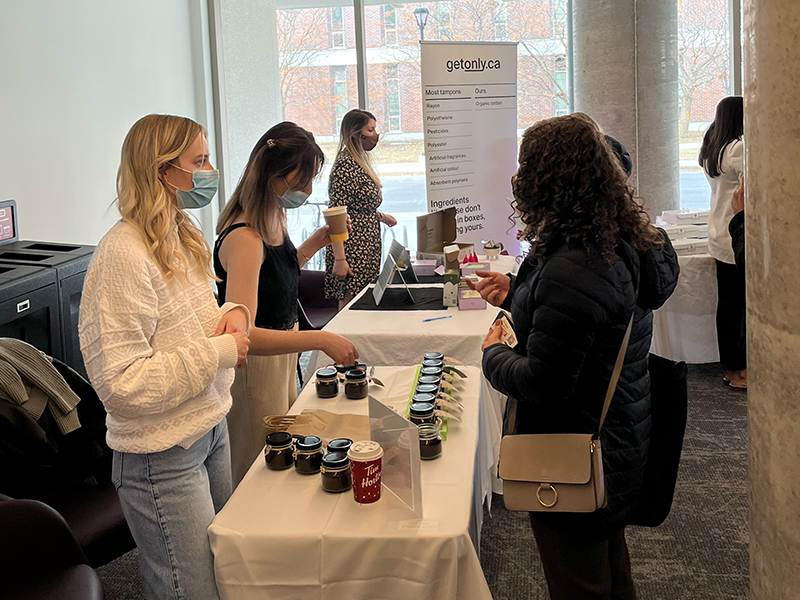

{"left": 672, "top": 238, "right": 709, "bottom": 256}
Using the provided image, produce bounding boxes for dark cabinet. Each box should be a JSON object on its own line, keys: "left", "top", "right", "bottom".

{"left": 0, "top": 241, "right": 94, "bottom": 378}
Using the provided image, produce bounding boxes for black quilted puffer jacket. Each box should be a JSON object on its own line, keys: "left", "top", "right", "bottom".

{"left": 483, "top": 235, "right": 679, "bottom": 540}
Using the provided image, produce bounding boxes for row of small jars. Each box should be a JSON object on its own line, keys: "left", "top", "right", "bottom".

{"left": 315, "top": 366, "right": 368, "bottom": 400}
{"left": 264, "top": 433, "right": 354, "bottom": 493}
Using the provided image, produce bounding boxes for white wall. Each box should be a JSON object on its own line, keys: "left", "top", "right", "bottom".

{"left": 0, "top": 1, "right": 215, "bottom": 246}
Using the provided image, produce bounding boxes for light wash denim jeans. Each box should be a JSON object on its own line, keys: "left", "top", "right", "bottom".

{"left": 112, "top": 419, "right": 232, "bottom": 600}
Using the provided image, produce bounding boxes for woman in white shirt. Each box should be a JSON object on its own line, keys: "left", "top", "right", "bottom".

{"left": 699, "top": 96, "right": 746, "bottom": 389}
{"left": 79, "top": 114, "right": 250, "bottom": 599}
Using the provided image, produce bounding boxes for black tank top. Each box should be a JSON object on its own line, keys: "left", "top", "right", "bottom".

{"left": 213, "top": 223, "right": 300, "bottom": 331}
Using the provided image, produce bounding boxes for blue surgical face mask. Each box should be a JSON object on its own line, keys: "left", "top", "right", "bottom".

{"left": 166, "top": 164, "right": 219, "bottom": 209}
{"left": 278, "top": 177, "right": 310, "bottom": 209}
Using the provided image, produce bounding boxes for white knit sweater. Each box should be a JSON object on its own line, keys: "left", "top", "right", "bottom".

{"left": 79, "top": 221, "right": 242, "bottom": 453}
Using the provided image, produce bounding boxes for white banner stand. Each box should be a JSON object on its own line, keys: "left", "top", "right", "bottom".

{"left": 420, "top": 41, "right": 520, "bottom": 255}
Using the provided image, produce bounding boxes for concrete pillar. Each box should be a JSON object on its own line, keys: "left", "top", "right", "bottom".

{"left": 743, "top": 2, "right": 800, "bottom": 598}
{"left": 572, "top": 0, "right": 679, "bottom": 218}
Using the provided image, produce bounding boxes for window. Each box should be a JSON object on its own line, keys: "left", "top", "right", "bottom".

{"left": 678, "top": 0, "right": 731, "bottom": 210}
{"left": 554, "top": 60, "right": 568, "bottom": 116}
{"left": 553, "top": 0, "right": 567, "bottom": 38}
{"left": 386, "top": 63, "right": 401, "bottom": 132}
{"left": 437, "top": 4, "right": 452, "bottom": 40}
{"left": 384, "top": 5, "right": 397, "bottom": 45}
{"left": 494, "top": 2, "right": 508, "bottom": 41}
{"left": 331, "top": 7, "right": 344, "bottom": 48}
{"left": 334, "top": 65, "right": 348, "bottom": 131}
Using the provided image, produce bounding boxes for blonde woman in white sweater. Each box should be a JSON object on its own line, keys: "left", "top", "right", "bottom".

{"left": 79, "top": 115, "right": 250, "bottom": 600}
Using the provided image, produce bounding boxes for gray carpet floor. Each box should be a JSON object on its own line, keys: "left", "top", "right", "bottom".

{"left": 97, "top": 363, "right": 748, "bottom": 599}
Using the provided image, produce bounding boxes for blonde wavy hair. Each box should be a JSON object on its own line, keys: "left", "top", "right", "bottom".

{"left": 116, "top": 114, "right": 215, "bottom": 282}
{"left": 337, "top": 109, "right": 382, "bottom": 188}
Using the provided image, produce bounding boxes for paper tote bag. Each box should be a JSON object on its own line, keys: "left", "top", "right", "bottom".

{"left": 499, "top": 433, "right": 607, "bottom": 512}
{"left": 498, "top": 314, "right": 633, "bottom": 514}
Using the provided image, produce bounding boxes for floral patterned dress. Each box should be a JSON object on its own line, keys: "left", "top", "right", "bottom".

{"left": 324, "top": 149, "right": 383, "bottom": 300}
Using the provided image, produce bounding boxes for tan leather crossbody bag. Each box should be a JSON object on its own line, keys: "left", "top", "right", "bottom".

{"left": 498, "top": 315, "right": 633, "bottom": 513}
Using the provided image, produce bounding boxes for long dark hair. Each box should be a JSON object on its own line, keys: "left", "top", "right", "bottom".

{"left": 698, "top": 96, "right": 743, "bottom": 178}
{"left": 217, "top": 122, "right": 324, "bottom": 244}
{"left": 337, "top": 109, "right": 381, "bottom": 187}
{"left": 513, "top": 113, "right": 662, "bottom": 263}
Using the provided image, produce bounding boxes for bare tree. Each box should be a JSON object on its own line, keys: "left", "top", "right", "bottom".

{"left": 277, "top": 8, "right": 329, "bottom": 119}
{"left": 678, "top": 0, "right": 729, "bottom": 137}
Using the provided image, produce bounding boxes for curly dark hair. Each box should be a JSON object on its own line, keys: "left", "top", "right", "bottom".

{"left": 513, "top": 113, "right": 662, "bottom": 262}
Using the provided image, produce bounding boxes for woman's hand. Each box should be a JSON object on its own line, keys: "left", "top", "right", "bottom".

{"left": 481, "top": 321, "right": 503, "bottom": 351}
{"left": 466, "top": 271, "right": 511, "bottom": 307}
{"left": 215, "top": 306, "right": 249, "bottom": 336}
{"left": 320, "top": 331, "right": 359, "bottom": 365}
{"left": 380, "top": 213, "right": 397, "bottom": 227}
{"left": 308, "top": 224, "right": 332, "bottom": 252}
{"left": 229, "top": 330, "right": 250, "bottom": 369}
{"left": 333, "top": 258, "right": 353, "bottom": 280}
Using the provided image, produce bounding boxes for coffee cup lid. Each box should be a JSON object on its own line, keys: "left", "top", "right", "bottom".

{"left": 347, "top": 440, "right": 383, "bottom": 461}
{"left": 323, "top": 206, "right": 347, "bottom": 216}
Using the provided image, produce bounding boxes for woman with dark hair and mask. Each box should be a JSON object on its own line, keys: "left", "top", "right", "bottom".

{"left": 469, "top": 113, "right": 679, "bottom": 599}
{"left": 699, "top": 96, "right": 746, "bottom": 389}
{"left": 215, "top": 122, "right": 358, "bottom": 484}
{"left": 324, "top": 109, "right": 397, "bottom": 310}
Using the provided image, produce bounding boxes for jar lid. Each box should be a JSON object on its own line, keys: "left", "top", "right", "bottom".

{"left": 345, "top": 368, "right": 367, "bottom": 381}
{"left": 421, "top": 366, "right": 443, "bottom": 376}
{"left": 327, "top": 438, "right": 353, "bottom": 453}
{"left": 335, "top": 362, "right": 364, "bottom": 374}
{"left": 423, "top": 352, "right": 445, "bottom": 362}
{"left": 347, "top": 440, "right": 383, "bottom": 461}
{"left": 415, "top": 384, "right": 439, "bottom": 395}
{"left": 322, "top": 451, "right": 350, "bottom": 469}
{"left": 316, "top": 367, "right": 338, "bottom": 380}
{"left": 418, "top": 423, "right": 441, "bottom": 439}
{"left": 410, "top": 402, "right": 435, "bottom": 417}
{"left": 418, "top": 375, "right": 441, "bottom": 385}
{"left": 265, "top": 431, "right": 293, "bottom": 448}
{"left": 412, "top": 393, "right": 436, "bottom": 404}
{"left": 422, "top": 359, "right": 444, "bottom": 368}
{"left": 296, "top": 435, "right": 322, "bottom": 452}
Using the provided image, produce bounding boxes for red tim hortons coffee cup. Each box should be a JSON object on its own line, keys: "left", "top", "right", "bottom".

{"left": 347, "top": 440, "right": 384, "bottom": 504}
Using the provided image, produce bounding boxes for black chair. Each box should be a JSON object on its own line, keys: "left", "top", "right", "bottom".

{"left": 0, "top": 494, "right": 104, "bottom": 599}
{"left": 0, "top": 355, "right": 136, "bottom": 568}
{"left": 297, "top": 269, "right": 339, "bottom": 331}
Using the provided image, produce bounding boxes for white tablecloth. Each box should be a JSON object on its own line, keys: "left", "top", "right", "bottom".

{"left": 313, "top": 255, "right": 519, "bottom": 370}
{"left": 651, "top": 253, "right": 719, "bottom": 363}
{"left": 210, "top": 366, "right": 494, "bottom": 600}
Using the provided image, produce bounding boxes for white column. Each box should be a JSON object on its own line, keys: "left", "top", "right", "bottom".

{"left": 743, "top": 1, "right": 800, "bottom": 598}
{"left": 572, "top": 0, "right": 679, "bottom": 217}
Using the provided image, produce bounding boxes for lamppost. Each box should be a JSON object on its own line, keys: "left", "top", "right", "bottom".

{"left": 414, "top": 7, "right": 429, "bottom": 41}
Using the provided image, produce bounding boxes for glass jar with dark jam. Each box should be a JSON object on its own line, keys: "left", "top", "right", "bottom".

{"left": 409, "top": 402, "right": 436, "bottom": 426}
{"left": 315, "top": 367, "right": 339, "bottom": 398}
{"left": 344, "top": 369, "right": 368, "bottom": 400}
{"left": 418, "top": 424, "right": 443, "bottom": 460}
{"left": 422, "top": 359, "right": 445, "bottom": 370}
{"left": 294, "top": 435, "right": 324, "bottom": 475}
{"left": 320, "top": 452, "right": 353, "bottom": 493}
{"left": 327, "top": 438, "right": 353, "bottom": 455}
{"left": 423, "top": 352, "right": 445, "bottom": 363}
{"left": 420, "top": 366, "right": 443, "bottom": 378}
{"left": 415, "top": 384, "right": 439, "bottom": 396}
{"left": 411, "top": 393, "right": 436, "bottom": 406}
{"left": 264, "top": 431, "right": 294, "bottom": 471}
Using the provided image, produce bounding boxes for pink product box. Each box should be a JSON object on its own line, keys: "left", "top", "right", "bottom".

{"left": 460, "top": 262, "right": 491, "bottom": 276}
{"left": 412, "top": 260, "right": 438, "bottom": 277}
{"left": 458, "top": 287, "right": 487, "bottom": 311}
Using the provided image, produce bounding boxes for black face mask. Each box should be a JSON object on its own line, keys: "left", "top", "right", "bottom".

{"left": 360, "top": 132, "right": 379, "bottom": 152}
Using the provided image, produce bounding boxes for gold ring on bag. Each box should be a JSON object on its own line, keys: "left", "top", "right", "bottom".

{"left": 537, "top": 484, "right": 558, "bottom": 508}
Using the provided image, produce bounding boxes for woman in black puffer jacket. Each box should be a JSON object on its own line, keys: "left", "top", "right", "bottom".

{"left": 472, "top": 114, "right": 679, "bottom": 600}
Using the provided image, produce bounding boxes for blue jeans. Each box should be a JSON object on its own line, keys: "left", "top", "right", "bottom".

{"left": 112, "top": 420, "right": 232, "bottom": 600}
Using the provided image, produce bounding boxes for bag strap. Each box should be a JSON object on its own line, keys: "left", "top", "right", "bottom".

{"left": 596, "top": 313, "right": 634, "bottom": 436}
